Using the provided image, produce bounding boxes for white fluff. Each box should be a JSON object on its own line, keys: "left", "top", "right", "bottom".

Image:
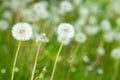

{"left": 12, "top": 23, "right": 32, "bottom": 41}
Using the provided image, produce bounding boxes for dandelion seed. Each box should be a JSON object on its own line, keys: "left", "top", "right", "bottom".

{"left": 97, "top": 68, "right": 103, "bottom": 75}
{"left": 87, "top": 65, "right": 93, "bottom": 71}
{"left": 97, "top": 46, "right": 105, "bottom": 56}
{"left": 82, "top": 55, "right": 90, "bottom": 63}
{"left": 21, "top": 8, "right": 40, "bottom": 22}
{"left": 75, "top": 32, "right": 87, "bottom": 43}
{"left": 31, "top": 24, "right": 40, "bottom": 39}
{"left": 36, "top": 33, "right": 49, "bottom": 42}
{"left": 75, "top": 18, "right": 86, "bottom": 27}
{"left": 3, "top": 10, "right": 12, "bottom": 20}
{"left": 101, "top": 19, "right": 112, "bottom": 32}
{"left": 1, "top": 68, "right": 6, "bottom": 74}
{"left": 0, "top": 19, "right": 9, "bottom": 31}
{"left": 14, "top": 67, "right": 19, "bottom": 73}
{"left": 32, "top": 1, "right": 49, "bottom": 19}
{"left": 104, "top": 31, "right": 115, "bottom": 43}
{"left": 84, "top": 25, "right": 99, "bottom": 35}
{"left": 116, "top": 18, "right": 120, "bottom": 26}
{"left": 73, "top": 0, "right": 83, "bottom": 7}
{"left": 111, "top": 47, "right": 120, "bottom": 59}
{"left": 79, "top": 7, "right": 89, "bottom": 18}
{"left": 12, "top": 23, "right": 32, "bottom": 41}
{"left": 114, "top": 32, "right": 120, "bottom": 42}
{"left": 60, "top": 1, "right": 73, "bottom": 14}
{"left": 88, "top": 16, "right": 97, "bottom": 25}
{"left": 57, "top": 23, "right": 75, "bottom": 39}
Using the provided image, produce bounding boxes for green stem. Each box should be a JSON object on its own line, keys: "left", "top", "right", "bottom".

{"left": 11, "top": 41, "right": 22, "bottom": 80}
{"left": 30, "top": 42, "right": 42, "bottom": 80}
{"left": 50, "top": 42, "right": 64, "bottom": 80}
{"left": 113, "top": 60, "right": 119, "bottom": 80}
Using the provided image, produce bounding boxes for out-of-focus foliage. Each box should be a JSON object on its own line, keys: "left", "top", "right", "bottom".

{"left": 0, "top": 0, "right": 120, "bottom": 80}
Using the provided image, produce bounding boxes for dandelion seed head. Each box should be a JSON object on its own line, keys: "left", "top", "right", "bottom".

{"left": 36, "top": 33, "right": 49, "bottom": 42}
{"left": 14, "top": 67, "right": 19, "bottom": 72}
{"left": 82, "top": 55, "right": 90, "bottom": 63}
{"left": 104, "top": 31, "right": 115, "bottom": 43}
{"left": 97, "top": 68, "right": 103, "bottom": 75}
{"left": 88, "top": 16, "right": 97, "bottom": 25}
{"left": 1, "top": 68, "right": 6, "bottom": 74}
{"left": 32, "top": 1, "right": 49, "bottom": 19}
{"left": 12, "top": 23, "right": 32, "bottom": 41}
{"left": 116, "top": 18, "right": 120, "bottom": 26}
{"left": 84, "top": 26, "right": 99, "bottom": 35}
{"left": 60, "top": 1, "right": 73, "bottom": 14}
{"left": 75, "top": 32, "right": 86, "bottom": 43}
{"left": 3, "top": 11, "right": 12, "bottom": 20}
{"left": 101, "top": 19, "right": 112, "bottom": 32}
{"left": 21, "top": 9, "right": 40, "bottom": 22}
{"left": 57, "top": 23, "right": 75, "bottom": 39}
{"left": 114, "top": 32, "right": 120, "bottom": 41}
{"left": 97, "top": 46, "right": 105, "bottom": 56}
{"left": 0, "top": 20, "right": 9, "bottom": 31}
{"left": 79, "top": 7, "right": 89, "bottom": 18}
{"left": 111, "top": 47, "right": 120, "bottom": 59}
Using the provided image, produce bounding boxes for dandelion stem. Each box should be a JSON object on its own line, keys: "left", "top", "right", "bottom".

{"left": 11, "top": 41, "right": 22, "bottom": 80}
{"left": 113, "top": 60, "right": 119, "bottom": 80}
{"left": 50, "top": 42, "right": 64, "bottom": 80}
{"left": 30, "top": 42, "right": 42, "bottom": 80}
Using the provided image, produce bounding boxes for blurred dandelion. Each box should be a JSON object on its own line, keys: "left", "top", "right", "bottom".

{"left": 1, "top": 68, "right": 6, "bottom": 74}
{"left": 11, "top": 22, "right": 32, "bottom": 80}
{"left": 57, "top": 23, "right": 75, "bottom": 45}
{"left": 0, "top": 19, "right": 9, "bottom": 31}
{"left": 50, "top": 23, "right": 75, "bottom": 80}
{"left": 97, "top": 68, "right": 103, "bottom": 75}
{"left": 111, "top": 47, "right": 120, "bottom": 80}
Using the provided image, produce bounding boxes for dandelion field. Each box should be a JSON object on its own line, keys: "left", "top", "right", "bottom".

{"left": 0, "top": 0, "right": 120, "bottom": 80}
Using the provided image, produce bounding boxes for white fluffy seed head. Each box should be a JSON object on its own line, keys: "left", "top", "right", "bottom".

{"left": 97, "top": 46, "right": 105, "bottom": 56}
{"left": 103, "top": 31, "right": 115, "bottom": 43}
{"left": 97, "top": 68, "right": 103, "bottom": 75}
{"left": 75, "top": 32, "right": 86, "bottom": 43}
{"left": 0, "top": 19, "right": 9, "bottom": 31}
{"left": 14, "top": 67, "right": 19, "bottom": 72}
{"left": 12, "top": 23, "right": 32, "bottom": 41}
{"left": 111, "top": 47, "right": 120, "bottom": 59}
{"left": 84, "top": 25, "right": 99, "bottom": 35}
{"left": 114, "top": 32, "right": 120, "bottom": 42}
{"left": 100, "top": 19, "right": 112, "bottom": 32}
{"left": 1, "top": 68, "right": 6, "bottom": 74}
{"left": 57, "top": 23, "right": 75, "bottom": 39}
{"left": 60, "top": 1, "right": 73, "bottom": 14}
{"left": 36, "top": 33, "right": 49, "bottom": 42}
{"left": 82, "top": 55, "right": 90, "bottom": 63}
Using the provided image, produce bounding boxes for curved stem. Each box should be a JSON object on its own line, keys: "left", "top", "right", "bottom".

{"left": 11, "top": 41, "right": 22, "bottom": 80}
{"left": 30, "top": 42, "right": 42, "bottom": 80}
{"left": 50, "top": 42, "right": 64, "bottom": 80}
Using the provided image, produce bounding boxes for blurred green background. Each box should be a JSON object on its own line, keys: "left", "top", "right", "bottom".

{"left": 0, "top": 0, "right": 120, "bottom": 80}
